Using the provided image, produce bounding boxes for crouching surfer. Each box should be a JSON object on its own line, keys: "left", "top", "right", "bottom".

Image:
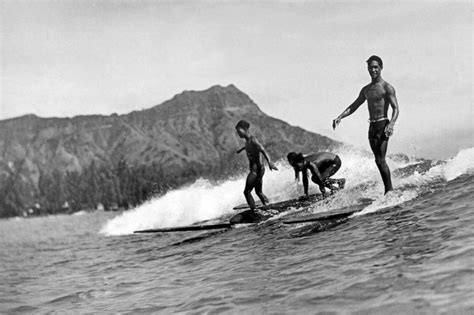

{"left": 287, "top": 151, "right": 345, "bottom": 198}
{"left": 232, "top": 120, "right": 278, "bottom": 224}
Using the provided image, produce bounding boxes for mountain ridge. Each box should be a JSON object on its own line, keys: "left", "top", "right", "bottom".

{"left": 0, "top": 84, "right": 341, "bottom": 216}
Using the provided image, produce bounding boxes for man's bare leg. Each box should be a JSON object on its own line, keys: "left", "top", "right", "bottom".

{"left": 255, "top": 174, "right": 269, "bottom": 205}
{"left": 244, "top": 172, "right": 257, "bottom": 209}
{"left": 370, "top": 138, "right": 393, "bottom": 194}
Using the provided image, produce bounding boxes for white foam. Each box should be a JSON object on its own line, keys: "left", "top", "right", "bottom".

{"left": 100, "top": 147, "right": 474, "bottom": 235}
{"left": 356, "top": 189, "right": 419, "bottom": 216}
{"left": 72, "top": 210, "right": 87, "bottom": 216}
{"left": 351, "top": 147, "right": 474, "bottom": 216}
{"left": 441, "top": 147, "right": 474, "bottom": 181}
{"left": 100, "top": 162, "right": 298, "bottom": 236}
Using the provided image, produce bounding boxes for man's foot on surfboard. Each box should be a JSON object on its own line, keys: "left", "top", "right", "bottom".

{"left": 325, "top": 178, "right": 345, "bottom": 193}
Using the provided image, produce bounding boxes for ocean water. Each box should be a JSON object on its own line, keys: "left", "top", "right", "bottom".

{"left": 1, "top": 148, "right": 473, "bottom": 313}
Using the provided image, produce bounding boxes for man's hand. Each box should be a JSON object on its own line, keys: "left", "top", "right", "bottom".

{"left": 269, "top": 162, "right": 278, "bottom": 171}
{"left": 236, "top": 147, "right": 245, "bottom": 154}
{"left": 332, "top": 117, "right": 341, "bottom": 130}
{"left": 385, "top": 123, "right": 394, "bottom": 137}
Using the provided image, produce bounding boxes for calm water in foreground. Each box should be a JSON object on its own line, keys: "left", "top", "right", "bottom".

{"left": 1, "top": 151, "right": 473, "bottom": 313}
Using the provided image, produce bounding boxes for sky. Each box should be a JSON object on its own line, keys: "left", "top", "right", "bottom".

{"left": 1, "top": 0, "right": 472, "bottom": 159}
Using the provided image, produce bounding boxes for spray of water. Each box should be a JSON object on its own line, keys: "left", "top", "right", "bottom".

{"left": 357, "top": 147, "right": 474, "bottom": 216}
{"left": 100, "top": 147, "right": 474, "bottom": 235}
{"left": 101, "top": 162, "right": 298, "bottom": 235}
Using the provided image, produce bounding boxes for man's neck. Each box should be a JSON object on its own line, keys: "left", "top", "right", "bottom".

{"left": 371, "top": 76, "right": 383, "bottom": 84}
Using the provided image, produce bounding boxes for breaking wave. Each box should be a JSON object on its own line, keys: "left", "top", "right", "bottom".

{"left": 100, "top": 147, "right": 474, "bottom": 235}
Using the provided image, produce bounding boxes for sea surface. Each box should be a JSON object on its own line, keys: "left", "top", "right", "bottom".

{"left": 1, "top": 148, "right": 473, "bottom": 314}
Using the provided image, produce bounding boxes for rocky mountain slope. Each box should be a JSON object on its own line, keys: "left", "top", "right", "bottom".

{"left": 0, "top": 84, "right": 341, "bottom": 216}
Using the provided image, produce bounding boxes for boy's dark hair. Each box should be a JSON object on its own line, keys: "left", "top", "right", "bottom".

{"left": 287, "top": 152, "right": 305, "bottom": 165}
{"left": 235, "top": 120, "right": 250, "bottom": 130}
{"left": 366, "top": 55, "right": 383, "bottom": 68}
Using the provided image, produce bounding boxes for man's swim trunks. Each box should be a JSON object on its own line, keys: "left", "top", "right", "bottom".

{"left": 312, "top": 155, "right": 342, "bottom": 182}
{"left": 316, "top": 155, "right": 341, "bottom": 171}
{"left": 368, "top": 119, "right": 390, "bottom": 141}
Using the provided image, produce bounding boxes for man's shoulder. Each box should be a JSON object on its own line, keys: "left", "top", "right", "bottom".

{"left": 249, "top": 135, "right": 261, "bottom": 144}
{"left": 305, "top": 152, "right": 323, "bottom": 160}
{"left": 361, "top": 83, "right": 372, "bottom": 94}
{"left": 382, "top": 80, "right": 395, "bottom": 93}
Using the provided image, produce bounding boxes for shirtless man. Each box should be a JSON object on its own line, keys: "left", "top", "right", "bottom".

{"left": 333, "top": 55, "right": 399, "bottom": 194}
{"left": 235, "top": 120, "right": 278, "bottom": 212}
{"left": 287, "top": 151, "right": 345, "bottom": 197}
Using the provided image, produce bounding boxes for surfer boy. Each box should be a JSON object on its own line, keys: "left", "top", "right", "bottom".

{"left": 333, "top": 55, "right": 399, "bottom": 194}
{"left": 235, "top": 120, "right": 278, "bottom": 212}
{"left": 287, "top": 152, "right": 345, "bottom": 197}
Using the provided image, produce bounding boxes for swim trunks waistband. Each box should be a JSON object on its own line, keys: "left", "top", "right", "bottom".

{"left": 368, "top": 117, "right": 388, "bottom": 123}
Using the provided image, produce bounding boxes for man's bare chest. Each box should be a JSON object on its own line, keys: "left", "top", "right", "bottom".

{"left": 365, "top": 84, "right": 386, "bottom": 101}
{"left": 245, "top": 142, "right": 259, "bottom": 158}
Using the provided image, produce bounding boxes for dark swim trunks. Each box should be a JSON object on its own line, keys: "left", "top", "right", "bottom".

{"left": 311, "top": 155, "right": 342, "bottom": 182}
{"left": 369, "top": 119, "right": 390, "bottom": 141}
{"left": 317, "top": 155, "right": 341, "bottom": 172}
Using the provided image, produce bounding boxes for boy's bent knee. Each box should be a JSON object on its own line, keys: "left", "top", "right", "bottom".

{"left": 244, "top": 188, "right": 253, "bottom": 195}
{"left": 375, "top": 157, "right": 386, "bottom": 165}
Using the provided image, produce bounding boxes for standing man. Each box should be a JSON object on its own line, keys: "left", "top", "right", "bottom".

{"left": 235, "top": 120, "right": 278, "bottom": 213}
{"left": 333, "top": 55, "right": 400, "bottom": 194}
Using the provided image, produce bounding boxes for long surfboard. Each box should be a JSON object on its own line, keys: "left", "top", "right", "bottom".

{"left": 134, "top": 189, "right": 354, "bottom": 234}
{"left": 233, "top": 193, "right": 329, "bottom": 211}
{"left": 134, "top": 223, "right": 232, "bottom": 233}
{"left": 234, "top": 178, "right": 346, "bottom": 211}
{"left": 283, "top": 198, "right": 373, "bottom": 224}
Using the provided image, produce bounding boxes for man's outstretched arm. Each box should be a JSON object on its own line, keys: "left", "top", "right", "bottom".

{"left": 254, "top": 137, "right": 278, "bottom": 171}
{"left": 333, "top": 88, "right": 366, "bottom": 129}
{"left": 385, "top": 84, "right": 400, "bottom": 137}
{"left": 307, "top": 163, "right": 327, "bottom": 194}
{"left": 302, "top": 169, "right": 309, "bottom": 196}
{"left": 294, "top": 169, "right": 300, "bottom": 181}
{"left": 307, "top": 163, "right": 323, "bottom": 185}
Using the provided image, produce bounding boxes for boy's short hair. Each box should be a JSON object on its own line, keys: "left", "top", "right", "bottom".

{"left": 235, "top": 120, "right": 250, "bottom": 130}
{"left": 287, "top": 152, "right": 304, "bottom": 165}
{"left": 366, "top": 55, "right": 383, "bottom": 68}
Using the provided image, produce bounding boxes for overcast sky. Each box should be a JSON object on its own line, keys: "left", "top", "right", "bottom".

{"left": 1, "top": 0, "right": 472, "bottom": 159}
